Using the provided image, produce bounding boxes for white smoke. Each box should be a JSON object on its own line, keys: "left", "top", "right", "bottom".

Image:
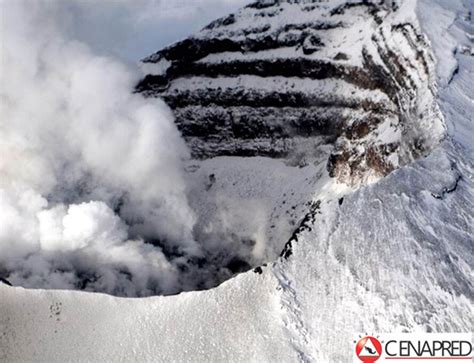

{"left": 0, "top": 0, "right": 207, "bottom": 296}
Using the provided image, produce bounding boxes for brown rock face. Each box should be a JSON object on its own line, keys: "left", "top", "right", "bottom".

{"left": 137, "top": 0, "right": 443, "bottom": 186}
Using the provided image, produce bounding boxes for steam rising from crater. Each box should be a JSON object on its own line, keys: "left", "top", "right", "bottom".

{"left": 1, "top": 0, "right": 444, "bottom": 297}
{"left": 0, "top": 1, "right": 210, "bottom": 296}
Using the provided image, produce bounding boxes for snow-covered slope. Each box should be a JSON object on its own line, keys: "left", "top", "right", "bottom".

{"left": 1, "top": 0, "right": 473, "bottom": 361}
{"left": 133, "top": 0, "right": 452, "bottom": 291}
{"left": 0, "top": 272, "right": 299, "bottom": 362}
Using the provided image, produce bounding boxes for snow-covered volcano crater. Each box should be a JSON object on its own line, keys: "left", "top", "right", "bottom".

{"left": 2, "top": 0, "right": 443, "bottom": 297}
{"left": 133, "top": 0, "right": 447, "bottom": 293}
{"left": 1, "top": 0, "right": 473, "bottom": 361}
{"left": 0, "top": 0, "right": 452, "bottom": 300}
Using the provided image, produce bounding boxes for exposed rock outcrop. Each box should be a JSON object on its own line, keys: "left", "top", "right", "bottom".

{"left": 138, "top": 0, "right": 444, "bottom": 185}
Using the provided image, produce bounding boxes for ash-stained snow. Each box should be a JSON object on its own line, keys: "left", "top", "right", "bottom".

{"left": 1, "top": 0, "right": 473, "bottom": 361}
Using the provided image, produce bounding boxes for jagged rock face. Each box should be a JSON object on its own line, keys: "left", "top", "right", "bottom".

{"left": 137, "top": 0, "right": 444, "bottom": 185}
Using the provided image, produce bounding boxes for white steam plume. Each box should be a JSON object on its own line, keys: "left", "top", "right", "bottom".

{"left": 0, "top": 1, "right": 203, "bottom": 296}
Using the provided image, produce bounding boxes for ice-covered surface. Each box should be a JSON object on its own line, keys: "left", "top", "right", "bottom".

{"left": 1, "top": 0, "right": 473, "bottom": 361}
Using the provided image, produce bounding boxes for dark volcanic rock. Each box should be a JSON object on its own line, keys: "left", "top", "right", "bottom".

{"left": 138, "top": 0, "right": 443, "bottom": 185}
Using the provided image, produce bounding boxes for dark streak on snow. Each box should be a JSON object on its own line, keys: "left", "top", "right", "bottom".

{"left": 280, "top": 200, "right": 321, "bottom": 260}
{"left": 431, "top": 174, "right": 462, "bottom": 199}
{"left": 448, "top": 63, "right": 459, "bottom": 85}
